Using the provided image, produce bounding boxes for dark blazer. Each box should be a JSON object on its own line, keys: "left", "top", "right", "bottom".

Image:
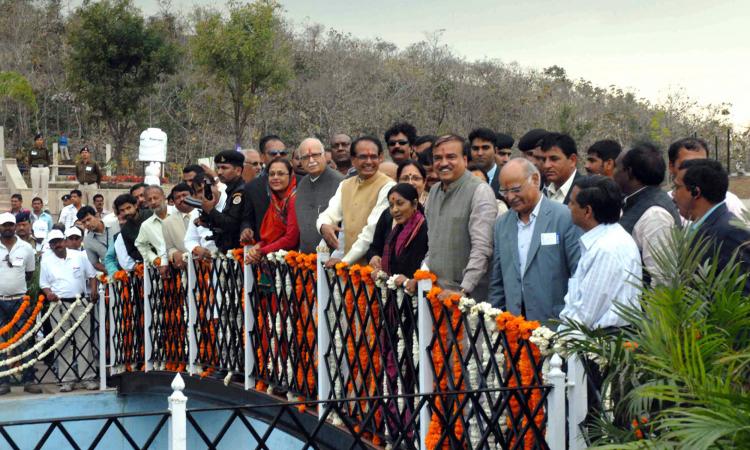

{"left": 695, "top": 203, "right": 750, "bottom": 292}
{"left": 562, "top": 171, "right": 584, "bottom": 205}
{"left": 241, "top": 172, "right": 301, "bottom": 240}
{"left": 366, "top": 209, "right": 428, "bottom": 278}
{"left": 488, "top": 196, "right": 582, "bottom": 323}
{"left": 490, "top": 166, "right": 501, "bottom": 200}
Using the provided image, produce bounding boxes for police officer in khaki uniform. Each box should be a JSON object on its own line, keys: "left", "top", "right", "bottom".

{"left": 28, "top": 133, "right": 51, "bottom": 206}
{"left": 75, "top": 146, "right": 102, "bottom": 205}
{"left": 200, "top": 151, "right": 245, "bottom": 252}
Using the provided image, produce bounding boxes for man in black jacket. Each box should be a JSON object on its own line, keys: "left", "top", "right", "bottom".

{"left": 672, "top": 158, "right": 750, "bottom": 290}
{"left": 201, "top": 151, "right": 245, "bottom": 252}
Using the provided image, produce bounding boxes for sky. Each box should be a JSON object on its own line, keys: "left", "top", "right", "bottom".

{"left": 119, "top": 0, "right": 750, "bottom": 130}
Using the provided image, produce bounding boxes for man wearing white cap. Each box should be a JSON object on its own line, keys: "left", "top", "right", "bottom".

{"left": 65, "top": 227, "right": 84, "bottom": 251}
{"left": 39, "top": 229, "right": 98, "bottom": 392}
{"left": 32, "top": 219, "right": 49, "bottom": 253}
{"left": 0, "top": 212, "right": 42, "bottom": 394}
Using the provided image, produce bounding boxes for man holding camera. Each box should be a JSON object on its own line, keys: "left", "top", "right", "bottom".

{"left": 198, "top": 151, "right": 245, "bottom": 252}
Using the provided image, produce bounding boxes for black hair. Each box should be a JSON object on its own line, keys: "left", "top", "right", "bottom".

{"left": 572, "top": 175, "right": 622, "bottom": 224}
{"left": 387, "top": 183, "right": 419, "bottom": 204}
{"left": 415, "top": 135, "right": 436, "bottom": 147}
{"left": 182, "top": 164, "right": 204, "bottom": 175}
{"left": 621, "top": 142, "right": 666, "bottom": 186}
{"left": 52, "top": 223, "right": 65, "bottom": 232}
{"left": 417, "top": 147, "right": 433, "bottom": 166}
{"left": 396, "top": 159, "right": 427, "bottom": 181}
{"left": 667, "top": 137, "right": 710, "bottom": 164}
{"left": 434, "top": 134, "right": 469, "bottom": 157}
{"left": 468, "top": 128, "right": 498, "bottom": 147}
{"left": 259, "top": 134, "right": 283, "bottom": 153}
{"left": 384, "top": 122, "right": 417, "bottom": 146}
{"left": 34, "top": 133, "right": 43, "bottom": 140}
{"left": 680, "top": 159, "right": 727, "bottom": 204}
{"left": 266, "top": 158, "right": 294, "bottom": 177}
{"left": 467, "top": 163, "right": 489, "bottom": 183}
{"left": 76, "top": 205, "right": 98, "bottom": 221}
{"left": 11, "top": 193, "right": 22, "bottom": 201}
{"left": 69, "top": 189, "right": 82, "bottom": 197}
{"left": 129, "top": 183, "right": 147, "bottom": 195}
{"left": 170, "top": 183, "right": 192, "bottom": 197}
{"left": 114, "top": 194, "right": 138, "bottom": 212}
{"left": 93, "top": 193, "right": 104, "bottom": 201}
{"left": 587, "top": 140, "right": 622, "bottom": 162}
{"left": 350, "top": 136, "right": 383, "bottom": 157}
{"left": 32, "top": 197, "right": 43, "bottom": 204}
{"left": 495, "top": 133, "right": 514, "bottom": 150}
{"left": 540, "top": 132, "right": 578, "bottom": 157}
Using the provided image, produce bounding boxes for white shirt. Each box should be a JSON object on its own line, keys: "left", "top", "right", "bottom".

{"left": 517, "top": 195, "right": 543, "bottom": 277}
{"left": 559, "top": 223, "right": 642, "bottom": 329}
{"left": 184, "top": 210, "right": 218, "bottom": 255}
{"left": 546, "top": 169, "right": 577, "bottom": 204}
{"left": 114, "top": 234, "right": 136, "bottom": 271}
{"left": 58, "top": 204, "right": 80, "bottom": 230}
{"left": 632, "top": 206, "right": 675, "bottom": 285}
{"left": 40, "top": 249, "right": 96, "bottom": 298}
{"left": 316, "top": 177, "right": 396, "bottom": 264}
{"left": 0, "top": 238, "right": 35, "bottom": 296}
{"left": 135, "top": 213, "right": 169, "bottom": 266}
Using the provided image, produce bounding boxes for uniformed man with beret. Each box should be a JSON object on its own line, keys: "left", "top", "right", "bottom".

{"left": 200, "top": 150, "right": 245, "bottom": 252}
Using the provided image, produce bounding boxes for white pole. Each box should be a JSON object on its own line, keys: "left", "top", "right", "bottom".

{"left": 0, "top": 126, "right": 5, "bottom": 171}
{"left": 316, "top": 251, "right": 331, "bottom": 418}
{"left": 567, "top": 353, "right": 588, "bottom": 450}
{"left": 52, "top": 142, "right": 59, "bottom": 181}
{"left": 243, "top": 245, "right": 255, "bottom": 390}
{"left": 143, "top": 265, "right": 153, "bottom": 372}
{"left": 108, "top": 284, "right": 117, "bottom": 371}
{"left": 187, "top": 254, "right": 198, "bottom": 376}
{"left": 168, "top": 373, "right": 188, "bottom": 450}
{"left": 98, "top": 283, "right": 108, "bottom": 390}
{"left": 105, "top": 144, "right": 112, "bottom": 177}
{"left": 417, "top": 279, "right": 433, "bottom": 450}
{"left": 546, "top": 353, "right": 566, "bottom": 450}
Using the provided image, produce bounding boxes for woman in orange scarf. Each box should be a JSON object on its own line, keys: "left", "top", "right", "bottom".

{"left": 246, "top": 159, "right": 300, "bottom": 263}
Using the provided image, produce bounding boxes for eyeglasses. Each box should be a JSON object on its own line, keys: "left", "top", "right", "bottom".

{"left": 267, "top": 150, "right": 288, "bottom": 157}
{"left": 268, "top": 171, "right": 290, "bottom": 177}
{"left": 355, "top": 154, "right": 379, "bottom": 161}
{"left": 498, "top": 178, "right": 532, "bottom": 196}
{"left": 300, "top": 152, "right": 324, "bottom": 161}
{"left": 399, "top": 174, "right": 424, "bottom": 183}
{"left": 388, "top": 140, "right": 409, "bottom": 147}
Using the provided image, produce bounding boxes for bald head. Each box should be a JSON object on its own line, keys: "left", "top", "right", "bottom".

{"left": 297, "top": 137, "right": 327, "bottom": 177}
{"left": 241, "top": 148, "right": 262, "bottom": 182}
{"left": 500, "top": 158, "right": 541, "bottom": 219}
{"left": 379, "top": 161, "right": 398, "bottom": 181}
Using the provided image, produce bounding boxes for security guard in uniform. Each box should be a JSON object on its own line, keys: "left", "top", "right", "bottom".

{"left": 201, "top": 150, "right": 245, "bottom": 252}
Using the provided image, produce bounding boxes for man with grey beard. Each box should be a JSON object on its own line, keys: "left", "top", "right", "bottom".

{"left": 135, "top": 185, "right": 170, "bottom": 277}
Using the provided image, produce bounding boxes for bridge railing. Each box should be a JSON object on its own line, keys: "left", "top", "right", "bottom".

{"left": 106, "top": 249, "right": 583, "bottom": 450}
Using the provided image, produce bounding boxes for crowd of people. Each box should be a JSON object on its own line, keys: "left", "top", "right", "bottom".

{"left": 3, "top": 122, "right": 750, "bottom": 394}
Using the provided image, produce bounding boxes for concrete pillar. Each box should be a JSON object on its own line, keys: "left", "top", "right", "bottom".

{"left": 105, "top": 144, "right": 112, "bottom": 177}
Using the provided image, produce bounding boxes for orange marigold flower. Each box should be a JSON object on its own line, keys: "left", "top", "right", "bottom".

{"left": 413, "top": 270, "right": 437, "bottom": 282}
{"left": 623, "top": 341, "right": 639, "bottom": 351}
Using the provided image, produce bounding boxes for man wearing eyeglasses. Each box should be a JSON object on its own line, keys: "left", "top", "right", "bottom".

{"left": 318, "top": 136, "right": 395, "bottom": 266}
{"left": 241, "top": 149, "right": 262, "bottom": 183}
{"left": 296, "top": 138, "right": 344, "bottom": 253}
{"left": 0, "top": 213, "right": 42, "bottom": 395}
{"left": 240, "top": 135, "right": 296, "bottom": 243}
{"left": 488, "top": 158, "right": 581, "bottom": 324}
{"left": 384, "top": 122, "right": 417, "bottom": 164}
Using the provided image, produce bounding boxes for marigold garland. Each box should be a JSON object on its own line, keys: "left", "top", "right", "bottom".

{"left": 0, "top": 295, "right": 45, "bottom": 349}
{"left": 0, "top": 296, "right": 30, "bottom": 337}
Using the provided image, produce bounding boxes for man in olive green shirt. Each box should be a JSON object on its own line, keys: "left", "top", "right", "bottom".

{"left": 28, "top": 133, "right": 51, "bottom": 206}
{"left": 76, "top": 146, "right": 102, "bottom": 205}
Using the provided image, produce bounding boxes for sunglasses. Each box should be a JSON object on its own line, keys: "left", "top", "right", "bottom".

{"left": 267, "top": 150, "right": 288, "bottom": 157}
{"left": 387, "top": 140, "right": 409, "bottom": 147}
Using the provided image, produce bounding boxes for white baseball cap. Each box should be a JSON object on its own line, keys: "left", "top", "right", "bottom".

{"left": 47, "top": 229, "right": 66, "bottom": 241}
{"left": 32, "top": 220, "right": 49, "bottom": 239}
{"left": 65, "top": 227, "right": 82, "bottom": 238}
{"left": 0, "top": 212, "right": 16, "bottom": 225}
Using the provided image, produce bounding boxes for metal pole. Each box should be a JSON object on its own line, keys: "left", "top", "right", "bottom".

{"left": 243, "top": 245, "right": 255, "bottom": 390}
{"left": 98, "top": 282, "right": 108, "bottom": 390}
{"left": 546, "top": 354, "right": 566, "bottom": 450}
{"left": 168, "top": 373, "right": 188, "bottom": 450}
{"left": 316, "top": 251, "right": 331, "bottom": 418}
{"left": 727, "top": 128, "right": 731, "bottom": 173}
{"left": 417, "top": 279, "right": 434, "bottom": 450}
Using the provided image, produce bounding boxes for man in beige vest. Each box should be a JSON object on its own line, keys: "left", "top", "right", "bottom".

{"left": 317, "top": 136, "right": 395, "bottom": 267}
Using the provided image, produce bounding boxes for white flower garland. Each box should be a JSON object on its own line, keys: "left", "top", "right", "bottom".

{"left": 0, "top": 301, "right": 95, "bottom": 378}
{"left": 0, "top": 302, "right": 61, "bottom": 355}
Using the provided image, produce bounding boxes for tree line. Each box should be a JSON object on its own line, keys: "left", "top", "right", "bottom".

{"left": 0, "top": 0, "right": 746, "bottom": 178}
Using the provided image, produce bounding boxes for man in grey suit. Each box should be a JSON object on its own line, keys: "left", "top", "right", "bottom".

{"left": 488, "top": 158, "right": 581, "bottom": 323}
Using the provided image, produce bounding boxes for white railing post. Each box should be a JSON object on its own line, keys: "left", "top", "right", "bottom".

{"left": 52, "top": 142, "right": 59, "bottom": 181}
{"left": 143, "top": 265, "right": 153, "bottom": 372}
{"left": 316, "top": 251, "right": 331, "bottom": 418}
{"left": 108, "top": 284, "right": 117, "bottom": 370}
{"left": 417, "top": 279, "right": 433, "bottom": 450}
{"left": 105, "top": 144, "right": 112, "bottom": 177}
{"left": 243, "top": 245, "right": 255, "bottom": 390}
{"left": 98, "top": 282, "right": 108, "bottom": 390}
{"left": 567, "top": 353, "right": 588, "bottom": 450}
{"left": 547, "top": 353, "right": 566, "bottom": 450}
{"left": 168, "top": 373, "right": 188, "bottom": 450}
{"left": 186, "top": 255, "right": 198, "bottom": 376}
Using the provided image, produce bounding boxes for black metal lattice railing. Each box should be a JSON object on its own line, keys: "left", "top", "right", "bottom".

{"left": 109, "top": 270, "right": 145, "bottom": 372}
{"left": 145, "top": 265, "right": 189, "bottom": 371}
